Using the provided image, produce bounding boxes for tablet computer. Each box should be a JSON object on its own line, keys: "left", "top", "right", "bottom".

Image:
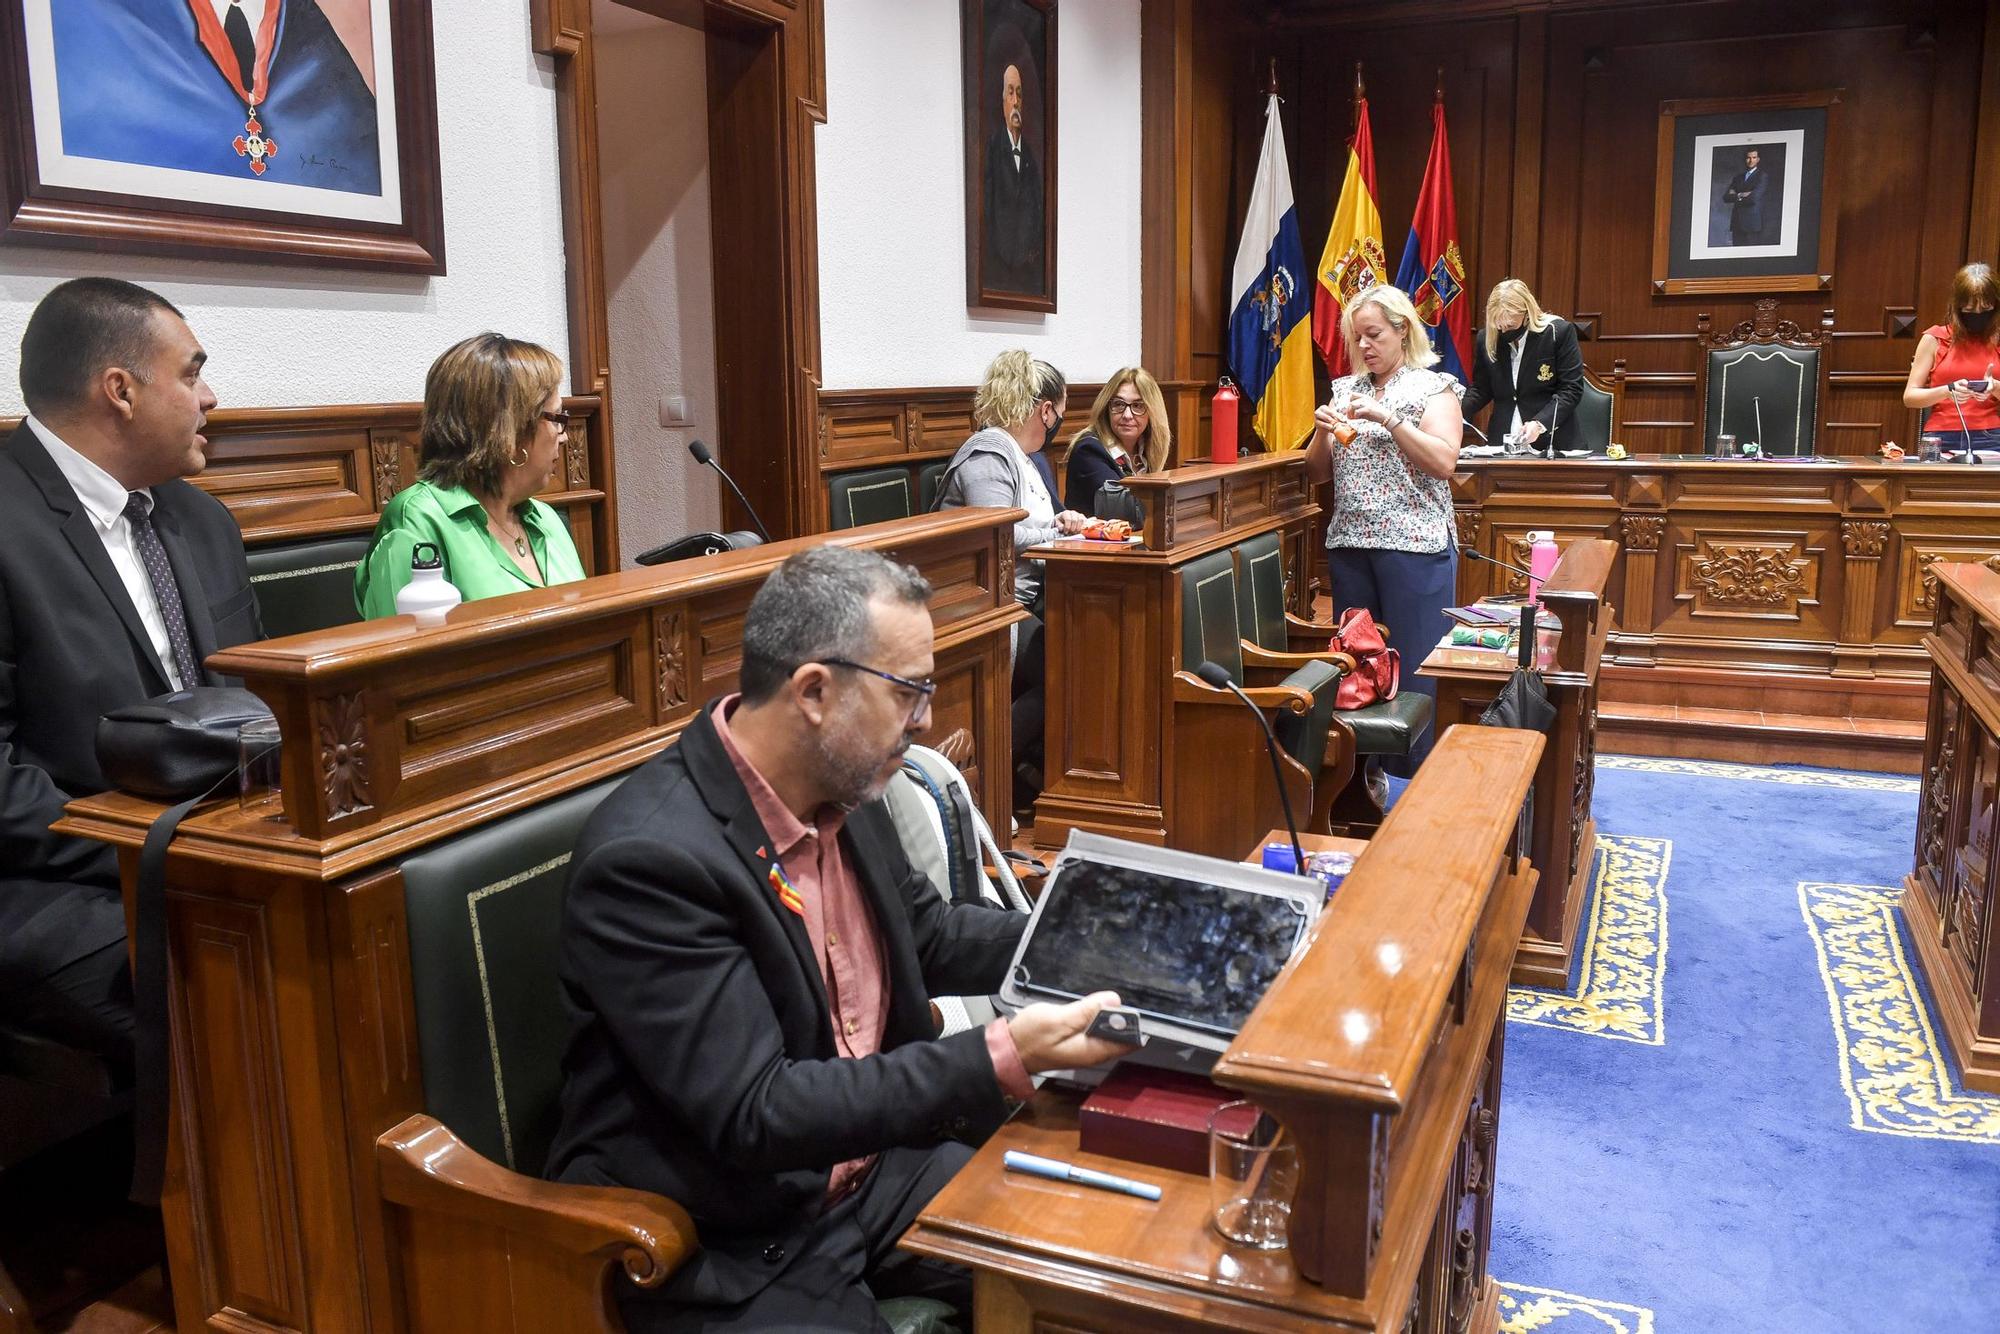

{"left": 997, "top": 831, "right": 1322, "bottom": 1051}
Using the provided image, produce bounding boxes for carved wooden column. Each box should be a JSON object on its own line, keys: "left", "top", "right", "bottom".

{"left": 1619, "top": 513, "right": 1664, "bottom": 664}
{"left": 1837, "top": 518, "right": 1891, "bottom": 678}
{"left": 1454, "top": 507, "right": 1483, "bottom": 603}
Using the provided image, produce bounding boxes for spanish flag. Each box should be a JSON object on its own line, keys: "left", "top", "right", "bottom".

{"left": 1226, "top": 94, "right": 1315, "bottom": 452}
{"left": 1312, "top": 98, "right": 1389, "bottom": 378}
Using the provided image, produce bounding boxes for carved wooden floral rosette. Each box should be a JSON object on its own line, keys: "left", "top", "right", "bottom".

{"left": 565, "top": 432, "right": 589, "bottom": 488}
{"left": 1621, "top": 514, "right": 1665, "bottom": 552}
{"left": 1840, "top": 519, "right": 1889, "bottom": 559}
{"left": 318, "top": 692, "right": 373, "bottom": 818}
{"left": 371, "top": 436, "right": 403, "bottom": 503}
{"left": 1689, "top": 542, "right": 1809, "bottom": 607}
{"left": 654, "top": 609, "right": 688, "bottom": 711}
{"left": 1453, "top": 507, "right": 1481, "bottom": 549}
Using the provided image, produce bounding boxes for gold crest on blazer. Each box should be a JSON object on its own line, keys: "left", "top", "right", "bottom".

{"left": 1537, "top": 363, "right": 1554, "bottom": 382}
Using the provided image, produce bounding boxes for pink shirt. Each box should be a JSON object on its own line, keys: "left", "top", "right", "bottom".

{"left": 711, "top": 697, "right": 1031, "bottom": 1202}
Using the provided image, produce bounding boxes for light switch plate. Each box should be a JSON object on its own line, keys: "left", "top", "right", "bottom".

{"left": 658, "top": 394, "right": 692, "bottom": 428}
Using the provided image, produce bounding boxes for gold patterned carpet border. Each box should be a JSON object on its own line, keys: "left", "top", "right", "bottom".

{"left": 1598, "top": 754, "right": 1918, "bottom": 794}
{"left": 1507, "top": 835, "right": 1669, "bottom": 1046}
{"left": 1497, "top": 1281, "right": 1657, "bottom": 1333}
{"left": 1798, "top": 882, "right": 2000, "bottom": 1144}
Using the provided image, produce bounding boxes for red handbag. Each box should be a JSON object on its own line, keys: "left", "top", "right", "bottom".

{"left": 1328, "top": 607, "right": 1401, "bottom": 709}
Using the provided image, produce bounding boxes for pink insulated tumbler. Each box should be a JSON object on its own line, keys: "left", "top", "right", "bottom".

{"left": 1526, "top": 531, "right": 1559, "bottom": 600}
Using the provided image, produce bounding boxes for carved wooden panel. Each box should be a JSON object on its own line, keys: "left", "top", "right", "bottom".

{"left": 1671, "top": 531, "right": 1823, "bottom": 623}
{"left": 694, "top": 589, "right": 757, "bottom": 699}
{"left": 1901, "top": 541, "right": 2000, "bottom": 628}
{"left": 653, "top": 608, "right": 691, "bottom": 718}
{"left": 821, "top": 405, "right": 907, "bottom": 463}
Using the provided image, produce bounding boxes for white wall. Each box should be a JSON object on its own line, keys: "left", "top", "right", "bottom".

{"left": 594, "top": 1, "right": 722, "bottom": 566}
{"left": 815, "top": 0, "right": 1143, "bottom": 389}
{"left": 0, "top": 0, "right": 570, "bottom": 416}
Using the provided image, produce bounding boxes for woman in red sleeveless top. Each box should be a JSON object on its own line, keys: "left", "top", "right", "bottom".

{"left": 1904, "top": 262, "right": 2000, "bottom": 456}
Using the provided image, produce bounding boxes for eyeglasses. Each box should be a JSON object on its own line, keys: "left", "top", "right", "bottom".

{"left": 822, "top": 656, "right": 936, "bottom": 721}
{"left": 540, "top": 410, "right": 571, "bottom": 430}
{"left": 1108, "top": 398, "right": 1149, "bottom": 418}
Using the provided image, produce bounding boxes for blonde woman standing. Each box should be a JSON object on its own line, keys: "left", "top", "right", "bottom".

{"left": 1304, "top": 285, "right": 1464, "bottom": 769}
{"left": 1064, "top": 367, "right": 1174, "bottom": 514}
{"left": 1461, "top": 278, "right": 1584, "bottom": 452}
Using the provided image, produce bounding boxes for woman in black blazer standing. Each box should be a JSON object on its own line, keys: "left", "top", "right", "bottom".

{"left": 1461, "top": 279, "right": 1584, "bottom": 453}
{"left": 1064, "top": 366, "right": 1173, "bottom": 514}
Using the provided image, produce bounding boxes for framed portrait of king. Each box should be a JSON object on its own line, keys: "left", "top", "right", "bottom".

{"left": 0, "top": 0, "right": 445, "bottom": 273}
{"left": 962, "top": 0, "right": 1056, "bottom": 312}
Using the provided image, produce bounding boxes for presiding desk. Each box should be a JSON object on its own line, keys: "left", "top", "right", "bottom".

{"left": 907, "top": 725, "right": 1545, "bottom": 1333}
{"left": 1030, "top": 453, "right": 1321, "bottom": 858}
{"left": 55, "top": 511, "right": 1026, "bottom": 1334}
{"left": 1421, "top": 539, "right": 1615, "bottom": 987}
{"left": 1454, "top": 453, "right": 2000, "bottom": 769}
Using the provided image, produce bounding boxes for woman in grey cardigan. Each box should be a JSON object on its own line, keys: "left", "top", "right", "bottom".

{"left": 934, "top": 350, "right": 1087, "bottom": 810}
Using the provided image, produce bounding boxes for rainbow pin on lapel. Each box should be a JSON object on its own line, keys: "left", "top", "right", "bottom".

{"left": 768, "top": 862, "right": 804, "bottom": 917}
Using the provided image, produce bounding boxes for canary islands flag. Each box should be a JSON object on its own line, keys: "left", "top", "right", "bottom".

{"left": 1227, "top": 94, "right": 1315, "bottom": 453}
{"left": 1393, "top": 97, "right": 1471, "bottom": 385}
{"left": 1313, "top": 98, "right": 1388, "bottom": 377}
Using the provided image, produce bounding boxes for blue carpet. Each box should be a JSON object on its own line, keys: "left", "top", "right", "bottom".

{"left": 1489, "top": 756, "right": 2000, "bottom": 1331}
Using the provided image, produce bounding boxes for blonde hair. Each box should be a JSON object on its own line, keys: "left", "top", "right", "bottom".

{"left": 418, "top": 333, "right": 565, "bottom": 497}
{"left": 1076, "top": 367, "right": 1173, "bottom": 472}
{"left": 1482, "top": 278, "right": 1553, "bottom": 358}
{"left": 973, "top": 349, "right": 1067, "bottom": 430}
{"left": 1342, "top": 285, "right": 1437, "bottom": 376}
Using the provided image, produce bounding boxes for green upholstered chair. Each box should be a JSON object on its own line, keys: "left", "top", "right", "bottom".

{"left": 1566, "top": 359, "right": 1625, "bottom": 454}
{"left": 376, "top": 776, "right": 958, "bottom": 1334}
{"left": 917, "top": 461, "right": 949, "bottom": 515}
{"left": 246, "top": 534, "right": 372, "bottom": 639}
{"left": 828, "top": 468, "right": 915, "bottom": 530}
{"left": 1231, "top": 532, "right": 1434, "bottom": 835}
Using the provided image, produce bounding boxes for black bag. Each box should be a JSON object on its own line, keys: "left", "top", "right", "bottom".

{"left": 95, "top": 687, "right": 277, "bottom": 1203}
{"left": 1093, "top": 480, "right": 1146, "bottom": 528}
{"left": 96, "top": 687, "right": 274, "bottom": 800}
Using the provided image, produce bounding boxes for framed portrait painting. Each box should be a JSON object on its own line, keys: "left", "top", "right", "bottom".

{"left": 0, "top": 0, "right": 445, "bottom": 273}
{"left": 962, "top": 0, "right": 1056, "bottom": 312}
{"left": 1650, "top": 90, "right": 1839, "bottom": 296}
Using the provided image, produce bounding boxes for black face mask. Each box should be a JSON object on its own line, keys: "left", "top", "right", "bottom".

{"left": 1498, "top": 325, "right": 1525, "bottom": 346}
{"left": 1043, "top": 408, "right": 1061, "bottom": 450}
{"left": 1960, "top": 309, "right": 1996, "bottom": 336}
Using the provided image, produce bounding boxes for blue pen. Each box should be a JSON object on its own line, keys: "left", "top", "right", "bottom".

{"left": 1002, "top": 1150, "right": 1162, "bottom": 1202}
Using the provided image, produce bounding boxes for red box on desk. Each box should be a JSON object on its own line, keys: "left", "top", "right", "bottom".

{"left": 1078, "top": 1064, "right": 1258, "bottom": 1177}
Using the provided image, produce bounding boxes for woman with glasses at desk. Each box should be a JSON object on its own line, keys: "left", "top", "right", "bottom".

{"left": 356, "top": 333, "right": 587, "bottom": 618}
{"left": 1903, "top": 262, "right": 2000, "bottom": 458}
{"left": 1064, "top": 367, "right": 1173, "bottom": 515}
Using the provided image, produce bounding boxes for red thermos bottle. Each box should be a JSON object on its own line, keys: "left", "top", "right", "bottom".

{"left": 1211, "top": 377, "right": 1240, "bottom": 464}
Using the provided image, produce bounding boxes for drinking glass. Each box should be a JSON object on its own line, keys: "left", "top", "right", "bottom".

{"left": 1920, "top": 435, "right": 1944, "bottom": 463}
{"left": 1711, "top": 432, "right": 1736, "bottom": 458}
{"left": 238, "top": 718, "right": 283, "bottom": 811}
{"left": 1209, "top": 1102, "right": 1298, "bottom": 1250}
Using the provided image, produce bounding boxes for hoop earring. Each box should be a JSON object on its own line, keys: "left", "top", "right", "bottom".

{"left": 508, "top": 445, "right": 531, "bottom": 468}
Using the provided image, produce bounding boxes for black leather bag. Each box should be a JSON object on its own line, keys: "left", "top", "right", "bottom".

{"left": 96, "top": 687, "right": 274, "bottom": 801}
{"left": 94, "top": 686, "right": 277, "bottom": 1203}
{"left": 1094, "top": 480, "right": 1145, "bottom": 528}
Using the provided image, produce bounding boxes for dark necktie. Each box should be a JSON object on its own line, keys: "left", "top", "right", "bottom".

{"left": 124, "top": 492, "right": 202, "bottom": 690}
{"left": 223, "top": 2, "right": 257, "bottom": 94}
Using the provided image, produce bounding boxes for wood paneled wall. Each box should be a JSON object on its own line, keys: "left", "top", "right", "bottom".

{"left": 1149, "top": 0, "right": 2000, "bottom": 457}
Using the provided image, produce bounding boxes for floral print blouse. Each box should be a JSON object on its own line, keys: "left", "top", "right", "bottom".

{"left": 1324, "top": 365, "right": 1462, "bottom": 554}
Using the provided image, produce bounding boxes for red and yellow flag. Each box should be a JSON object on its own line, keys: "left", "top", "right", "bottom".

{"left": 1312, "top": 99, "right": 1389, "bottom": 378}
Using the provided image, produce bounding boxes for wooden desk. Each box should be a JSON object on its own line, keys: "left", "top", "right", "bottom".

{"left": 56, "top": 511, "right": 1026, "bottom": 1334}
{"left": 907, "top": 725, "right": 1544, "bottom": 1333}
{"left": 1907, "top": 558, "right": 2000, "bottom": 1093}
{"left": 1420, "top": 539, "right": 1615, "bottom": 987}
{"left": 1453, "top": 454, "right": 2000, "bottom": 769}
{"left": 1031, "top": 454, "right": 1321, "bottom": 860}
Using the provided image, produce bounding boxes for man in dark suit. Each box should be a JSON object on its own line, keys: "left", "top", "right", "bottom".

{"left": 1722, "top": 148, "right": 1769, "bottom": 247}
{"left": 547, "top": 546, "right": 1123, "bottom": 1331}
{"left": 0, "top": 277, "right": 260, "bottom": 1074}
{"left": 981, "top": 62, "right": 1044, "bottom": 294}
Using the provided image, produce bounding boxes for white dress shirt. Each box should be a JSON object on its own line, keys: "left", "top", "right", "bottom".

{"left": 1507, "top": 334, "right": 1526, "bottom": 441}
{"left": 26, "top": 415, "right": 185, "bottom": 691}
{"left": 208, "top": 0, "right": 269, "bottom": 38}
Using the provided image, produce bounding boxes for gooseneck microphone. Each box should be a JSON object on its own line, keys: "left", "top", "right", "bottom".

{"left": 1460, "top": 546, "right": 1538, "bottom": 583}
{"left": 689, "top": 440, "right": 773, "bottom": 543}
{"left": 1195, "top": 660, "right": 1304, "bottom": 875}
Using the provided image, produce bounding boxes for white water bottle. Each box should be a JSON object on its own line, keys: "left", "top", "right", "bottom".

{"left": 394, "top": 541, "right": 461, "bottom": 623}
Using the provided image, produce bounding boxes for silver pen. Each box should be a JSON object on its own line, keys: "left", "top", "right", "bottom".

{"left": 1002, "top": 1149, "right": 1162, "bottom": 1201}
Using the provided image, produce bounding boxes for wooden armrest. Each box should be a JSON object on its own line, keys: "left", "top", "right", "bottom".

{"left": 1241, "top": 639, "right": 1357, "bottom": 675}
{"left": 1171, "top": 670, "right": 1311, "bottom": 715}
{"left": 376, "top": 1114, "right": 698, "bottom": 1290}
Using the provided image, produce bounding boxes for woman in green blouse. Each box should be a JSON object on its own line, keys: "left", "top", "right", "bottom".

{"left": 356, "top": 333, "right": 588, "bottom": 618}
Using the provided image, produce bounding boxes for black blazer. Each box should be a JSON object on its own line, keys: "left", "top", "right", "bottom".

{"left": 546, "top": 704, "right": 1026, "bottom": 1308}
{"left": 0, "top": 422, "right": 259, "bottom": 968}
{"left": 1063, "top": 431, "right": 1137, "bottom": 514}
{"left": 1461, "top": 317, "right": 1586, "bottom": 444}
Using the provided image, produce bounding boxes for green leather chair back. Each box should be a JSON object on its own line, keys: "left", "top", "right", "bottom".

{"left": 829, "top": 468, "right": 915, "bottom": 530}
{"left": 917, "top": 461, "right": 949, "bottom": 515}
{"left": 1232, "top": 533, "right": 1288, "bottom": 652}
{"left": 1703, "top": 344, "right": 1819, "bottom": 457}
{"left": 1180, "top": 550, "right": 1246, "bottom": 682}
{"left": 1570, "top": 375, "right": 1613, "bottom": 453}
{"left": 400, "top": 777, "right": 624, "bottom": 1176}
{"left": 247, "top": 535, "right": 372, "bottom": 640}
